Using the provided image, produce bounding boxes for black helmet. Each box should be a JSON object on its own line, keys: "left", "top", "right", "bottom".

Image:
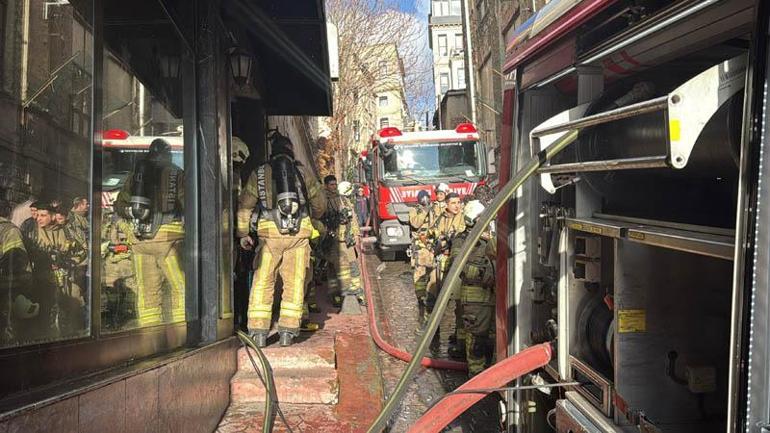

{"left": 269, "top": 131, "right": 294, "bottom": 158}
{"left": 148, "top": 139, "right": 172, "bottom": 163}
{"left": 417, "top": 190, "right": 431, "bottom": 207}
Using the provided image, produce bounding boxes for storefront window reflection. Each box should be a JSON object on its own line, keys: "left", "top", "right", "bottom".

{"left": 0, "top": 0, "right": 93, "bottom": 348}
{"left": 100, "top": 1, "right": 190, "bottom": 332}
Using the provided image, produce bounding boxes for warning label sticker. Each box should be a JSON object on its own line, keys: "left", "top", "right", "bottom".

{"left": 618, "top": 309, "right": 646, "bottom": 333}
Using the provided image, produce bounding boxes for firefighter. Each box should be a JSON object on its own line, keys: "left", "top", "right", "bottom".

{"left": 431, "top": 183, "right": 450, "bottom": 219}
{"left": 115, "top": 139, "right": 186, "bottom": 327}
{"left": 0, "top": 206, "right": 32, "bottom": 345}
{"left": 409, "top": 189, "right": 435, "bottom": 324}
{"left": 448, "top": 200, "right": 496, "bottom": 376}
{"left": 427, "top": 192, "right": 465, "bottom": 341}
{"left": 324, "top": 181, "right": 363, "bottom": 307}
{"left": 237, "top": 132, "right": 326, "bottom": 347}
{"left": 29, "top": 203, "right": 88, "bottom": 337}
{"left": 100, "top": 210, "right": 138, "bottom": 329}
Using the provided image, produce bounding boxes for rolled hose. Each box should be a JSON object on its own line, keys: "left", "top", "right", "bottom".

{"left": 406, "top": 343, "right": 552, "bottom": 433}
{"left": 366, "top": 130, "right": 580, "bottom": 433}
{"left": 357, "top": 241, "right": 468, "bottom": 371}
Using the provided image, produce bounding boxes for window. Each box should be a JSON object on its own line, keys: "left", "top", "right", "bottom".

{"left": 379, "top": 95, "right": 389, "bottom": 107}
{"left": 0, "top": 0, "right": 94, "bottom": 349}
{"left": 100, "top": 1, "right": 194, "bottom": 333}
{"left": 455, "top": 34, "right": 464, "bottom": 53}
{"left": 353, "top": 120, "right": 361, "bottom": 142}
{"left": 450, "top": 0, "right": 462, "bottom": 15}
{"left": 440, "top": 73, "right": 450, "bottom": 93}
{"left": 379, "top": 60, "right": 388, "bottom": 75}
{"left": 380, "top": 117, "right": 390, "bottom": 128}
{"left": 438, "top": 35, "right": 448, "bottom": 56}
{"left": 458, "top": 65, "right": 466, "bottom": 88}
{"left": 434, "top": 0, "right": 449, "bottom": 16}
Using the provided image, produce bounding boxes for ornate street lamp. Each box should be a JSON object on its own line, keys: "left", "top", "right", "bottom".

{"left": 228, "top": 47, "right": 253, "bottom": 86}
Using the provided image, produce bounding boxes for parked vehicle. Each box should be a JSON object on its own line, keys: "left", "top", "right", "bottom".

{"left": 362, "top": 123, "right": 486, "bottom": 260}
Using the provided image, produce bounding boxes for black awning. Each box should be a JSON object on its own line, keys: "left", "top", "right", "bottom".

{"left": 222, "top": 0, "right": 333, "bottom": 116}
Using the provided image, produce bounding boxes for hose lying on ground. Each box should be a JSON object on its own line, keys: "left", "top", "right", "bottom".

{"left": 366, "top": 130, "right": 580, "bottom": 433}
{"left": 357, "top": 241, "right": 468, "bottom": 371}
{"left": 236, "top": 330, "right": 293, "bottom": 433}
{"left": 406, "top": 344, "right": 552, "bottom": 433}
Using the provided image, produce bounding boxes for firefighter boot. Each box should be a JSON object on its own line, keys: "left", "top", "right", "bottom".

{"left": 279, "top": 330, "right": 294, "bottom": 347}
{"left": 250, "top": 330, "right": 268, "bottom": 348}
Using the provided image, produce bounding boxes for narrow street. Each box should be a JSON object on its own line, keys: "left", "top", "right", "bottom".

{"left": 364, "top": 247, "right": 500, "bottom": 432}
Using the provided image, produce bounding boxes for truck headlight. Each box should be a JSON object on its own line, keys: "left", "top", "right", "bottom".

{"left": 385, "top": 226, "right": 404, "bottom": 237}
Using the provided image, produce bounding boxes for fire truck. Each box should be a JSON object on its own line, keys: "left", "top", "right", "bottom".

{"left": 100, "top": 129, "right": 184, "bottom": 210}
{"left": 491, "top": 0, "right": 770, "bottom": 432}
{"left": 362, "top": 123, "right": 486, "bottom": 260}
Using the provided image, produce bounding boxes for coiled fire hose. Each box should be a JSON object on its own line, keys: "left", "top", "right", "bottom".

{"left": 357, "top": 241, "right": 468, "bottom": 371}
{"left": 366, "top": 130, "right": 579, "bottom": 432}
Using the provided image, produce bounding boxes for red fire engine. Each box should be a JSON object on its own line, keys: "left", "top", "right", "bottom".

{"left": 361, "top": 123, "right": 486, "bottom": 260}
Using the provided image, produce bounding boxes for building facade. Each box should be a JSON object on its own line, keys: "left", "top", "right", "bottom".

{"left": 0, "top": 0, "right": 332, "bottom": 430}
{"left": 429, "top": 0, "right": 466, "bottom": 106}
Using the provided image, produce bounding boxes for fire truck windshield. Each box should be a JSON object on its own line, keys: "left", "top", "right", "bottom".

{"left": 382, "top": 141, "right": 483, "bottom": 182}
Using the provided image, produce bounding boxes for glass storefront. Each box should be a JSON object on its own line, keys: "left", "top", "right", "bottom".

{"left": 99, "top": 0, "right": 193, "bottom": 332}
{"left": 0, "top": 0, "right": 93, "bottom": 348}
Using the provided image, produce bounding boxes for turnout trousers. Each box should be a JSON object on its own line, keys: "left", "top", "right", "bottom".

{"left": 131, "top": 225, "right": 186, "bottom": 327}
{"left": 248, "top": 237, "right": 310, "bottom": 333}
{"left": 461, "top": 284, "right": 495, "bottom": 376}
{"left": 328, "top": 241, "right": 362, "bottom": 298}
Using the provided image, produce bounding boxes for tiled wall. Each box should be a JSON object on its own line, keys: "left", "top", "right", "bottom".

{"left": 0, "top": 339, "right": 236, "bottom": 433}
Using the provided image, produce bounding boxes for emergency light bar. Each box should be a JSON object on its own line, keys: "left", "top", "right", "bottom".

{"left": 455, "top": 123, "right": 477, "bottom": 133}
{"left": 103, "top": 129, "right": 130, "bottom": 140}
{"left": 378, "top": 127, "right": 403, "bottom": 137}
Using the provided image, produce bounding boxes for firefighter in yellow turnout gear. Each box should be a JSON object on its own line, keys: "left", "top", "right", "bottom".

{"left": 448, "top": 200, "right": 496, "bottom": 376}
{"left": 324, "top": 180, "right": 363, "bottom": 306}
{"left": 0, "top": 214, "right": 32, "bottom": 344}
{"left": 237, "top": 133, "right": 326, "bottom": 347}
{"left": 115, "top": 139, "right": 185, "bottom": 327}
{"left": 408, "top": 189, "right": 436, "bottom": 323}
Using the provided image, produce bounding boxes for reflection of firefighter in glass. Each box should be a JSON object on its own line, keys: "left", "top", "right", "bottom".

{"left": 29, "top": 203, "right": 88, "bottom": 337}
{"left": 100, "top": 210, "right": 138, "bottom": 328}
{"left": 1, "top": 210, "right": 33, "bottom": 345}
{"left": 323, "top": 181, "right": 363, "bottom": 306}
{"left": 237, "top": 131, "right": 326, "bottom": 348}
{"left": 115, "top": 139, "right": 185, "bottom": 327}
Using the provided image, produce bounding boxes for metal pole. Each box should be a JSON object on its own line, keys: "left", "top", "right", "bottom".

{"left": 461, "top": 0, "right": 477, "bottom": 124}
{"left": 530, "top": 95, "right": 668, "bottom": 138}
{"left": 537, "top": 155, "right": 669, "bottom": 174}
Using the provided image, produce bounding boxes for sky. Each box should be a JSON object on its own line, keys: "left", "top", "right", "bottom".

{"left": 392, "top": 0, "right": 434, "bottom": 121}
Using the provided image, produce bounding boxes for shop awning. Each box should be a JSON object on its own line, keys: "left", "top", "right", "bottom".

{"left": 223, "top": 0, "right": 333, "bottom": 116}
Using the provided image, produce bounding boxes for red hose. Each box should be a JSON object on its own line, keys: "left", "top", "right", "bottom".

{"left": 358, "top": 242, "right": 468, "bottom": 371}
{"left": 407, "top": 343, "right": 552, "bottom": 433}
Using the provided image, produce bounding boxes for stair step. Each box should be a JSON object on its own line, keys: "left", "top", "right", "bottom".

{"left": 236, "top": 333, "right": 336, "bottom": 372}
{"left": 231, "top": 368, "right": 339, "bottom": 405}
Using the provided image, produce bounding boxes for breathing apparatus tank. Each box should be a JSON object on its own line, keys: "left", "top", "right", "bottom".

{"left": 261, "top": 131, "right": 306, "bottom": 235}
{"left": 127, "top": 139, "right": 175, "bottom": 239}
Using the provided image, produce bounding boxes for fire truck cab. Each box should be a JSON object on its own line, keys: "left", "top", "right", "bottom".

{"left": 366, "top": 123, "right": 486, "bottom": 259}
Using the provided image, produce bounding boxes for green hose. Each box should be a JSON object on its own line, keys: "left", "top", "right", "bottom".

{"left": 366, "top": 130, "right": 579, "bottom": 432}
{"left": 236, "top": 330, "right": 278, "bottom": 433}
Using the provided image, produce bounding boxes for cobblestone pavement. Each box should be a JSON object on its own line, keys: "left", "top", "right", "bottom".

{"left": 365, "top": 249, "right": 501, "bottom": 433}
